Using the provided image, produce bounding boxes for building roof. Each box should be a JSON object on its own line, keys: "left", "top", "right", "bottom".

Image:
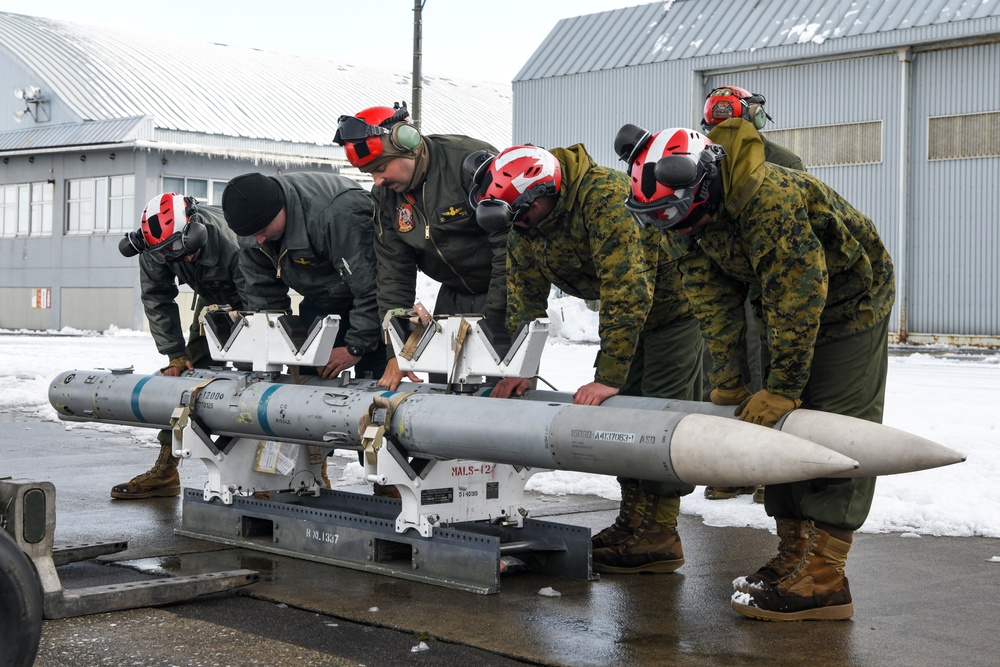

{"left": 515, "top": 0, "right": 1000, "bottom": 81}
{"left": 0, "top": 11, "right": 511, "bottom": 156}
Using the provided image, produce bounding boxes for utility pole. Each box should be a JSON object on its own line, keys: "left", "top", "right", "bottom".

{"left": 412, "top": 1, "right": 425, "bottom": 132}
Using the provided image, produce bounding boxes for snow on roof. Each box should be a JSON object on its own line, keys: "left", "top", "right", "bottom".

{"left": 0, "top": 12, "right": 511, "bottom": 151}
{"left": 516, "top": 0, "right": 1000, "bottom": 81}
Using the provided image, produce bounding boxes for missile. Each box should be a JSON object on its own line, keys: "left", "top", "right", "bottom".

{"left": 47, "top": 369, "right": 859, "bottom": 487}
{"left": 515, "top": 390, "right": 966, "bottom": 478}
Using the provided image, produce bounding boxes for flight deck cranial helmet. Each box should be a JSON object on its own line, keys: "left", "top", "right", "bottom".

{"left": 466, "top": 145, "right": 561, "bottom": 232}
{"left": 702, "top": 85, "right": 771, "bottom": 132}
{"left": 334, "top": 102, "right": 422, "bottom": 170}
{"left": 615, "top": 125, "right": 725, "bottom": 232}
{"left": 119, "top": 193, "right": 206, "bottom": 263}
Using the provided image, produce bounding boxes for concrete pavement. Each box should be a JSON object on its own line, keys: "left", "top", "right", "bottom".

{"left": 3, "top": 416, "right": 997, "bottom": 666}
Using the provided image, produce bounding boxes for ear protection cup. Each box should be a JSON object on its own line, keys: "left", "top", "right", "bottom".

{"left": 391, "top": 123, "right": 421, "bottom": 152}
{"left": 181, "top": 220, "right": 208, "bottom": 254}
{"left": 743, "top": 93, "right": 769, "bottom": 130}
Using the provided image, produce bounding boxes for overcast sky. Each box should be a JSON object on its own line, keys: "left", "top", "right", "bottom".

{"left": 23, "top": 0, "right": 652, "bottom": 83}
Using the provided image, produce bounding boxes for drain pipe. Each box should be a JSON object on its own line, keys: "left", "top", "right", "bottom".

{"left": 896, "top": 48, "right": 912, "bottom": 343}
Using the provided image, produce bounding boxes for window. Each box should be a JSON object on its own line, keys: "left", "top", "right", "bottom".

{"left": 1, "top": 185, "right": 16, "bottom": 237}
{"left": 0, "top": 181, "right": 54, "bottom": 237}
{"left": 762, "top": 121, "right": 882, "bottom": 168}
{"left": 30, "top": 182, "right": 53, "bottom": 235}
{"left": 108, "top": 175, "right": 134, "bottom": 232}
{"left": 163, "top": 176, "right": 228, "bottom": 205}
{"left": 66, "top": 175, "right": 134, "bottom": 234}
{"left": 929, "top": 111, "right": 1000, "bottom": 160}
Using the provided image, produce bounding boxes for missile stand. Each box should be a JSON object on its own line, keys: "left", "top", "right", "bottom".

{"left": 174, "top": 310, "right": 596, "bottom": 593}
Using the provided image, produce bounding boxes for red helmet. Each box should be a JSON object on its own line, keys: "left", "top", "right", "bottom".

{"left": 131, "top": 193, "right": 206, "bottom": 263}
{"left": 468, "top": 145, "right": 561, "bottom": 231}
{"left": 702, "top": 85, "right": 770, "bottom": 131}
{"left": 620, "top": 127, "right": 725, "bottom": 231}
{"left": 334, "top": 102, "right": 418, "bottom": 169}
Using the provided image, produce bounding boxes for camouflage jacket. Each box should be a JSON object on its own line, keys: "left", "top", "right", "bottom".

{"left": 666, "top": 119, "right": 895, "bottom": 398}
{"left": 139, "top": 205, "right": 245, "bottom": 359}
{"left": 507, "top": 144, "right": 693, "bottom": 388}
{"left": 371, "top": 134, "right": 506, "bottom": 323}
{"left": 237, "top": 172, "right": 382, "bottom": 353}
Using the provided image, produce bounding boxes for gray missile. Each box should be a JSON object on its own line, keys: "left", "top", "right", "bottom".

{"left": 47, "top": 369, "right": 859, "bottom": 487}
{"left": 516, "top": 390, "right": 966, "bottom": 478}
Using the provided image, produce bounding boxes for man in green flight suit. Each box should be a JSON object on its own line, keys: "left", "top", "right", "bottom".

{"left": 113, "top": 193, "right": 246, "bottom": 499}
{"left": 470, "top": 144, "right": 703, "bottom": 575}
{"left": 334, "top": 103, "right": 505, "bottom": 388}
{"left": 615, "top": 119, "right": 895, "bottom": 621}
{"left": 222, "top": 171, "right": 387, "bottom": 381}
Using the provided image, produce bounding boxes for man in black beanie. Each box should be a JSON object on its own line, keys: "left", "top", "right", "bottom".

{"left": 222, "top": 171, "right": 386, "bottom": 379}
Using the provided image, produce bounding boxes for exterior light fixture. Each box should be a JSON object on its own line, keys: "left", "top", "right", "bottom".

{"left": 12, "top": 85, "right": 50, "bottom": 123}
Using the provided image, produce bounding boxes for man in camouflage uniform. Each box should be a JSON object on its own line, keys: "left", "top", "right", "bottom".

{"left": 475, "top": 144, "right": 703, "bottom": 575}
{"left": 700, "top": 85, "right": 805, "bottom": 502}
{"left": 617, "top": 118, "right": 894, "bottom": 620}
{"left": 112, "top": 194, "right": 246, "bottom": 499}
{"left": 222, "top": 171, "right": 386, "bottom": 380}
{"left": 334, "top": 103, "right": 504, "bottom": 388}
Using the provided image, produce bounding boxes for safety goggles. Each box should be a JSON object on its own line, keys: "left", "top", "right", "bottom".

{"left": 624, "top": 193, "right": 696, "bottom": 232}
{"left": 146, "top": 232, "right": 192, "bottom": 264}
{"left": 335, "top": 115, "right": 390, "bottom": 143}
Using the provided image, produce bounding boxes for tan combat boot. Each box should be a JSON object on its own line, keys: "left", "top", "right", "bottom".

{"left": 110, "top": 435, "right": 180, "bottom": 499}
{"left": 733, "top": 518, "right": 809, "bottom": 593}
{"left": 591, "top": 480, "right": 646, "bottom": 549}
{"left": 592, "top": 494, "right": 684, "bottom": 574}
{"left": 732, "top": 521, "right": 854, "bottom": 621}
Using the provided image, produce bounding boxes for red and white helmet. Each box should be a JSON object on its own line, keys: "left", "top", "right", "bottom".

{"left": 702, "top": 85, "right": 770, "bottom": 131}
{"left": 135, "top": 193, "right": 205, "bottom": 263}
{"left": 468, "top": 145, "right": 561, "bottom": 231}
{"left": 618, "top": 126, "right": 725, "bottom": 231}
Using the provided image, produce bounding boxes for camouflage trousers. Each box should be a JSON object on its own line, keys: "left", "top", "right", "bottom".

{"left": 763, "top": 316, "right": 890, "bottom": 531}
{"left": 619, "top": 315, "right": 704, "bottom": 498}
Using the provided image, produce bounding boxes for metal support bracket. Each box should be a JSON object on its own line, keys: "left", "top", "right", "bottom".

{"left": 385, "top": 313, "right": 549, "bottom": 387}
{"left": 202, "top": 310, "right": 341, "bottom": 373}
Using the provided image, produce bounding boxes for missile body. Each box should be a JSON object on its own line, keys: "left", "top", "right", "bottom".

{"left": 47, "top": 369, "right": 858, "bottom": 487}
{"left": 517, "top": 390, "right": 966, "bottom": 478}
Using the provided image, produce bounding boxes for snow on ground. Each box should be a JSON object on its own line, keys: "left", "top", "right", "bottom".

{"left": 2, "top": 289, "right": 998, "bottom": 538}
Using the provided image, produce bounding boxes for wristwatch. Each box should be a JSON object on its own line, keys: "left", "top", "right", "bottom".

{"left": 346, "top": 344, "right": 364, "bottom": 357}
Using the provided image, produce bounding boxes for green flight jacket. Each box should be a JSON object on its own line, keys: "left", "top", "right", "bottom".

{"left": 237, "top": 172, "right": 381, "bottom": 353}
{"left": 762, "top": 136, "right": 805, "bottom": 171}
{"left": 139, "top": 205, "right": 245, "bottom": 359}
{"left": 372, "top": 134, "right": 506, "bottom": 324}
{"left": 507, "top": 144, "right": 693, "bottom": 388}
{"left": 668, "top": 119, "right": 895, "bottom": 399}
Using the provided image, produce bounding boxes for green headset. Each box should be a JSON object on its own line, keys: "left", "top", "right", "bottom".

{"left": 390, "top": 121, "right": 422, "bottom": 152}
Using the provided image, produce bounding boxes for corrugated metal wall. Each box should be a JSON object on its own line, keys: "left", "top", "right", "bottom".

{"left": 909, "top": 42, "right": 1000, "bottom": 339}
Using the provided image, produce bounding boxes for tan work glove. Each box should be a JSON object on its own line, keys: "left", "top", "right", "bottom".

{"left": 738, "top": 389, "right": 802, "bottom": 427}
{"left": 161, "top": 356, "right": 192, "bottom": 377}
{"left": 710, "top": 386, "right": 752, "bottom": 406}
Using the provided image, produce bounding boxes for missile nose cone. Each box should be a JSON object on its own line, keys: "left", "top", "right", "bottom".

{"left": 670, "top": 414, "right": 859, "bottom": 486}
{"left": 780, "top": 410, "right": 967, "bottom": 478}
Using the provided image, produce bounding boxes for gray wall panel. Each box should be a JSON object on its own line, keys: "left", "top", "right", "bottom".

{"left": 60, "top": 287, "right": 133, "bottom": 332}
{"left": 908, "top": 42, "right": 1000, "bottom": 336}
